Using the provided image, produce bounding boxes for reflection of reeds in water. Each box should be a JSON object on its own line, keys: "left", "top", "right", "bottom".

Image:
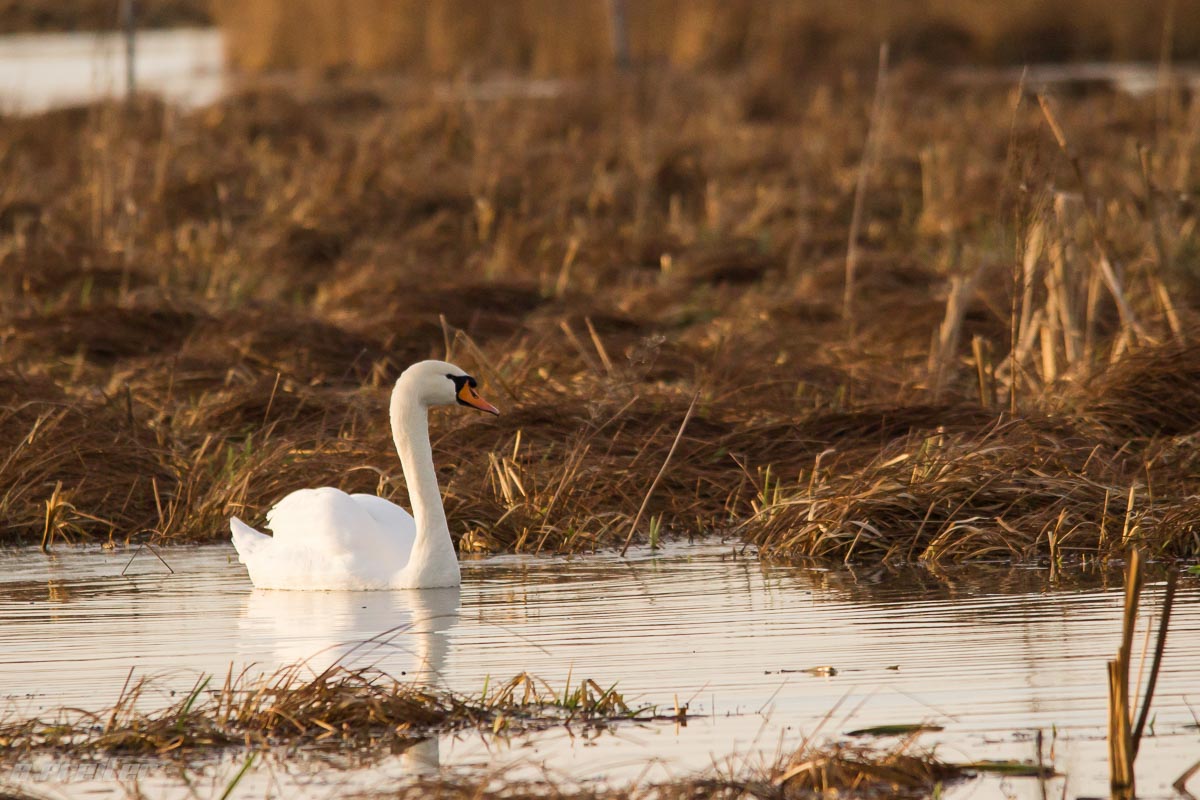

{"left": 210, "top": 0, "right": 1198, "bottom": 74}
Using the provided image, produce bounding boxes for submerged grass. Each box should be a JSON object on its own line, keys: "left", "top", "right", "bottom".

{"left": 351, "top": 736, "right": 969, "bottom": 799}
{"left": 2, "top": 58, "right": 1200, "bottom": 563}
{"left": 0, "top": 664, "right": 673, "bottom": 761}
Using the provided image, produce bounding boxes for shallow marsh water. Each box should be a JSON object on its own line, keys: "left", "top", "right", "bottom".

{"left": 1, "top": 544, "right": 1198, "bottom": 799}
{"left": 3, "top": 27, "right": 1200, "bottom": 117}
{"left": 0, "top": 28, "right": 223, "bottom": 112}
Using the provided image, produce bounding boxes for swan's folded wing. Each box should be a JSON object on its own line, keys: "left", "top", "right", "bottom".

{"left": 264, "top": 487, "right": 379, "bottom": 554}
{"left": 349, "top": 494, "right": 417, "bottom": 559}
{"left": 236, "top": 488, "right": 416, "bottom": 589}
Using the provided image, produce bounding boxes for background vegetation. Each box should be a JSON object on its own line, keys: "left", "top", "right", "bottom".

{"left": 211, "top": 0, "right": 1199, "bottom": 73}
{"left": 1, "top": 1, "right": 1198, "bottom": 562}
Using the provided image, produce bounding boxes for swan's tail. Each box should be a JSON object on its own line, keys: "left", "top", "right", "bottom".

{"left": 230, "top": 517, "right": 271, "bottom": 563}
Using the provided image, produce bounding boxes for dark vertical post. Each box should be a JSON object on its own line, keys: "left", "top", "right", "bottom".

{"left": 608, "top": 0, "right": 630, "bottom": 71}
{"left": 120, "top": 0, "right": 137, "bottom": 100}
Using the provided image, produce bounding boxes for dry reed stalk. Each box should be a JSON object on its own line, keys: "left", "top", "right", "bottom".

{"left": 1137, "top": 145, "right": 1185, "bottom": 344}
{"left": 843, "top": 43, "right": 889, "bottom": 326}
{"left": 1176, "top": 759, "right": 1200, "bottom": 797}
{"left": 1036, "top": 94, "right": 1145, "bottom": 342}
{"left": 620, "top": 393, "right": 698, "bottom": 557}
{"left": 1131, "top": 569, "right": 1177, "bottom": 755}
{"left": 1139, "top": 145, "right": 1172, "bottom": 277}
{"left": 1006, "top": 219, "right": 1046, "bottom": 401}
{"left": 583, "top": 317, "right": 614, "bottom": 375}
{"left": 930, "top": 263, "right": 982, "bottom": 401}
{"left": 1108, "top": 548, "right": 1143, "bottom": 794}
{"left": 971, "top": 335, "right": 992, "bottom": 407}
{"left": 39, "top": 479, "right": 62, "bottom": 552}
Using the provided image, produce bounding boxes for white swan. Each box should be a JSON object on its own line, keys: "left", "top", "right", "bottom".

{"left": 230, "top": 360, "right": 499, "bottom": 590}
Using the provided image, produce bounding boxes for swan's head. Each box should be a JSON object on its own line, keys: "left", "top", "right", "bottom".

{"left": 399, "top": 360, "right": 500, "bottom": 415}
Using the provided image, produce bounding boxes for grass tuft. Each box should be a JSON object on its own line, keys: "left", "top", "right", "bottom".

{"left": 0, "top": 664, "right": 675, "bottom": 761}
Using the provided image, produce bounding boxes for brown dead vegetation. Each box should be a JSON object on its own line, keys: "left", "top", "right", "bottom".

{"left": 0, "top": 0, "right": 210, "bottom": 34}
{"left": 2, "top": 59, "right": 1200, "bottom": 562}
{"left": 356, "top": 741, "right": 966, "bottom": 800}
{"left": 741, "top": 416, "right": 1200, "bottom": 562}
{"left": 0, "top": 664, "right": 669, "bottom": 760}
{"left": 0, "top": 656, "right": 965, "bottom": 799}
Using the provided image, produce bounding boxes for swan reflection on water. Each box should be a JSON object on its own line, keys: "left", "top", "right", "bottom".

{"left": 238, "top": 585, "right": 461, "bottom": 679}
{"left": 237, "top": 585, "right": 461, "bottom": 773}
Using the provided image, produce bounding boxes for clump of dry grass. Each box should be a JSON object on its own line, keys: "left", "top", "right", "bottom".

{"left": 0, "top": 366, "right": 174, "bottom": 546}
{"left": 0, "top": 664, "right": 671, "bottom": 761}
{"left": 1080, "top": 336, "right": 1200, "bottom": 438}
{"left": 741, "top": 416, "right": 1200, "bottom": 563}
{"left": 445, "top": 395, "right": 1001, "bottom": 553}
{"left": 742, "top": 739, "right": 964, "bottom": 800}
{"left": 353, "top": 736, "right": 967, "bottom": 799}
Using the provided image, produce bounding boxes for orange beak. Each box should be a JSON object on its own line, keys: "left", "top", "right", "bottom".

{"left": 458, "top": 383, "right": 500, "bottom": 415}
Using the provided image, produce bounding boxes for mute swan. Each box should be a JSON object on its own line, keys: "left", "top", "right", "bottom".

{"left": 230, "top": 360, "right": 499, "bottom": 590}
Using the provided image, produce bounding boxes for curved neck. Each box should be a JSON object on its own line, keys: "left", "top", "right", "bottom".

{"left": 390, "top": 383, "right": 458, "bottom": 585}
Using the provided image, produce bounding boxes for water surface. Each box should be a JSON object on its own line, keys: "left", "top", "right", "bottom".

{"left": 5, "top": 29, "right": 1200, "bottom": 118}
{"left": 0, "top": 28, "right": 222, "bottom": 112}
{"left": 1, "top": 545, "right": 1198, "bottom": 798}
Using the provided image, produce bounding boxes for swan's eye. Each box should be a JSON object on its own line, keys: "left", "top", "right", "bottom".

{"left": 446, "top": 374, "right": 477, "bottom": 393}
{"left": 449, "top": 373, "right": 500, "bottom": 415}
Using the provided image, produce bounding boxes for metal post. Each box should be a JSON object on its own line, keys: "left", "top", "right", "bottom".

{"left": 120, "top": 0, "right": 136, "bottom": 100}
{"left": 608, "top": 0, "right": 630, "bottom": 71}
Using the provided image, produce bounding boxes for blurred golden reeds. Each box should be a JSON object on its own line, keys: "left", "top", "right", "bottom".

{"left": 211, "top": 0, "right": 1198, "bottom": 75}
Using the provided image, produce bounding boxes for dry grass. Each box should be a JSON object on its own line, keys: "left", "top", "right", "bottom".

{"left": 0, "top": 663, "right": 670, "bottom": 760}
{"left": 0, "top": 657, "right": 965, "bottom": 800}
{"left": 2, "top": 60, "right": 1200, "bottom": 562}
{"left": 742, "top": 418, "right": 1200, "bottom": 562}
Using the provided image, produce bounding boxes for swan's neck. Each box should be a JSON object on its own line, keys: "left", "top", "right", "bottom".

{"left": 390, "top": 388, "right": 460, "bottom": 587}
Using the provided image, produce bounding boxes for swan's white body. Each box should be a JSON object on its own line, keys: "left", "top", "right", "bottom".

{"left": 230, "top": 489, "right": 425, "bottom": 589}
{"left": 230, "top": 360, "right": 498, "bottom": 590}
